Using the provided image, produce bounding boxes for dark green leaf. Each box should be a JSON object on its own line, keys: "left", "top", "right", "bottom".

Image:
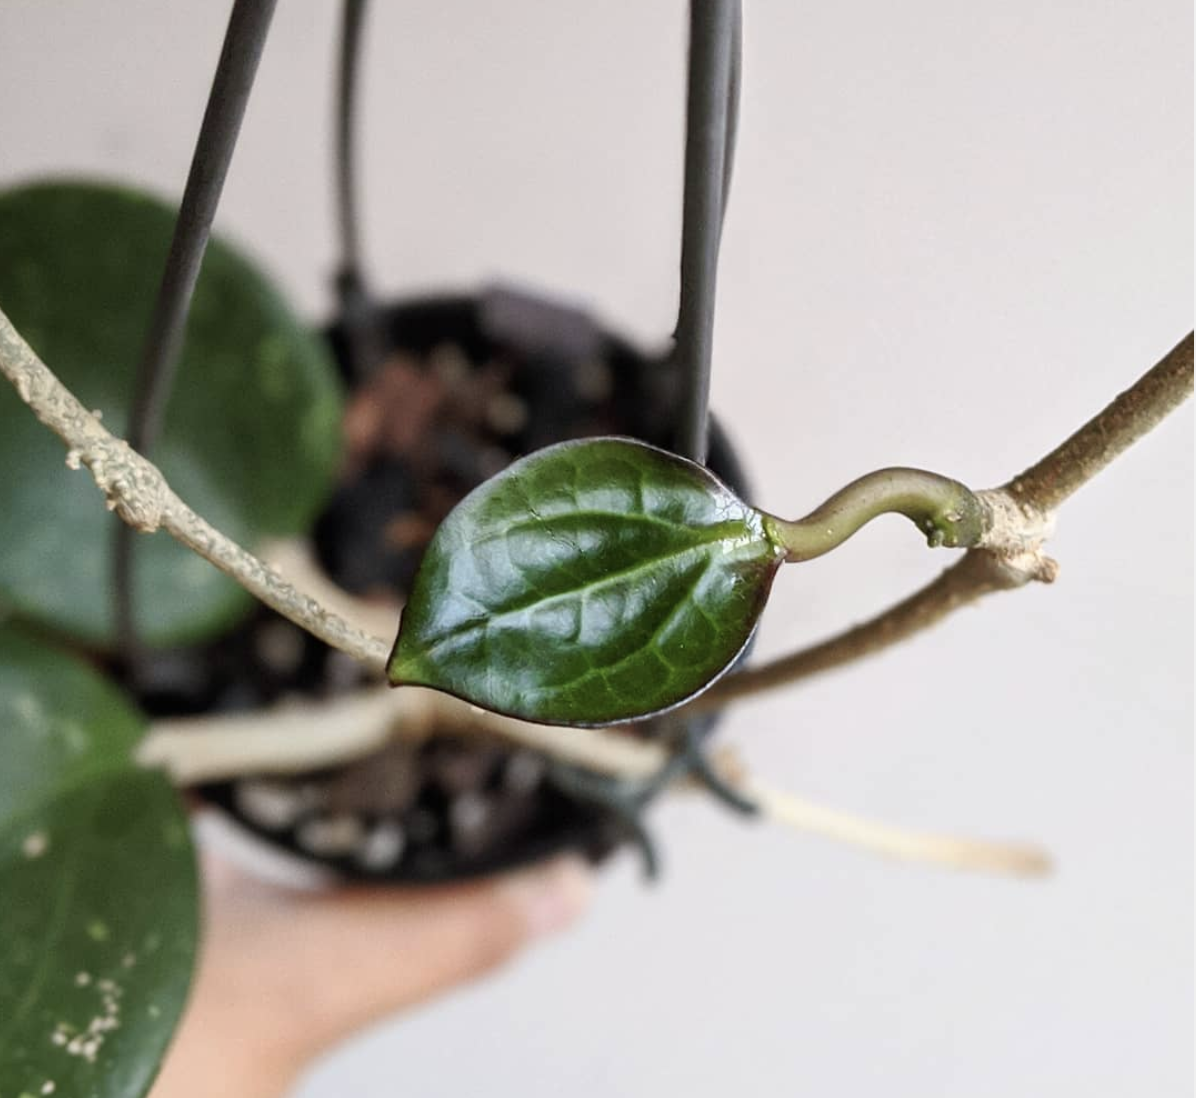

{"left": 388, "top": 437, "right": 784, "bottom": 725}
{"left": 0, "top": 626, "right": 198, "bottom": 1098}
{"left": 0, "top": 179, "right": 343, "bottom": 647}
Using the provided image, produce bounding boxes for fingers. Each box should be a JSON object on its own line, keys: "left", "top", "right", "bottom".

{"left": 277, "top": 856, "right": 593, "bottom": 1052}
{"left": 151, "top": 854, "right": 593, "bottom": 1097}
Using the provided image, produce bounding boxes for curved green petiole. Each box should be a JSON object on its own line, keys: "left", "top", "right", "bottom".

{"left": 763, "top": 468, "right": 986, "bottom": 562}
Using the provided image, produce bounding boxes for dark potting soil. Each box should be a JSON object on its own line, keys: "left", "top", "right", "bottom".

{"left": 132, "top": 288, "right": 749, "bottom": 883}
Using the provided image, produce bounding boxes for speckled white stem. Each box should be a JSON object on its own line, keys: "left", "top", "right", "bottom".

{"left": 0, "top": 305, "right": 391, "bottom": 669}
{"left": 0, "top": 304, "right": 668, "bottom": 780}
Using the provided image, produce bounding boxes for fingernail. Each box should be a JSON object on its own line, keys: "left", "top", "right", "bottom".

{"left": 502, "top": 855, "right": 593, "bottom": 940}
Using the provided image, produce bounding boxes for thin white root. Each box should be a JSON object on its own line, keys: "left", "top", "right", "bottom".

{"left": 744, "top": 779, "right": 1052, "bottom": 878}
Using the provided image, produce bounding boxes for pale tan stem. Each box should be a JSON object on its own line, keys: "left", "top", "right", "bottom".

{"left": 144, "top": 696, "right": 1044, "bottom": 879}
{"left": 138, "top": 691, "right": 403, "bottom": 783}
{"left": 682, "top": 748, "right": 1049, "bottom": 877}
{"left": 744, "top": 779, "right": 1051, "bottom": 877}
{"left": 139, "top": 686, "right": 667, "bottom": 785}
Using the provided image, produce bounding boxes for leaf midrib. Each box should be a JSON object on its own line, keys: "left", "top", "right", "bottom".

{"left": 537, "top": 555, "right": 714, "bottom": 701}
{"left": 467, "top": 507, "right": 740, "bottom": 551}
{"left": 406, "top": 524, "right": 772, "bottom": 663}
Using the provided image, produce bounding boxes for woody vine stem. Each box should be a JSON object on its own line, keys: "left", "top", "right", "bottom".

{"left": 0, "top": 305, "right": 1190, "bottom": 854}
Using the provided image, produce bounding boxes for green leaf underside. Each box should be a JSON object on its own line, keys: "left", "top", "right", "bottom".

{"left": 0, "top": 179, "right": 343, "bottom": 648}
{"left": 389, "top": 437, "right": 783, "bottom": 725}
{"left": 0, "top": 626, "right": 198, "bottom": 1098}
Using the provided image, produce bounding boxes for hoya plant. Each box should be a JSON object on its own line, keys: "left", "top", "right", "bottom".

{"left": 387, "top": 439, "right": 988, "bottom": 724}
{"left": 0, "top": 2, "right": 1190, "bottom": 1096}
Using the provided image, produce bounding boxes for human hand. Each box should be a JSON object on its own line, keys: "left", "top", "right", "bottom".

{"left": 149, "top": 845, "right": 593, "bottom": 1098}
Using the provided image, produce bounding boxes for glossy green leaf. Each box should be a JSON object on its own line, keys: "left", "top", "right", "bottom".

{"left": 0, "top": 179, "right": 343, "bottom": 648}
{"left": 388, "top": 437, "right": 784, "bottom": 725}
{"left": 0, "top": 626, "right": 198, "bottom": 1098}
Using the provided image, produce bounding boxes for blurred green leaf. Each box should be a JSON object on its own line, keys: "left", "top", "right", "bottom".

{"left": 0, "top": 626, "right": 198, "bottom": 1098}
{"left": 389, "top": 437, "right": 784, "bottom": 725}
{"left": 0, "top": 179, "right": 343, "bottom": 647}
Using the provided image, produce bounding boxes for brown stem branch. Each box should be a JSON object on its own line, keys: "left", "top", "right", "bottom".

{"left": 699, "top": 333, "right": 1193, "bottom": 708}
{"left": 1005, "top": 332, "right": 1193, "bottom": 510}
{"left": 694, "top": 551, "right": 1026, "bottom": 710}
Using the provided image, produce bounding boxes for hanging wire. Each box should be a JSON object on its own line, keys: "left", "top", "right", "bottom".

{"left": 114, "top": 0, "right": 280, "bottom": 664}
{"left": 332, "top": 0, "right": 382, "bottom": 383}
{"left": 335, "top": 0, "right": 369, "bottom": 306}
{"left": 668, "top": 1, "right": 756, "bottom": 819}
{"left": 722, "top": 0, "right": 742, "bottom": 233}
{"left": 673, "top": 0, "right": 740, "bottom": 465}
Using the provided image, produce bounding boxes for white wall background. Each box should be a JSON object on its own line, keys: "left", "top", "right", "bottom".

{"left": 1, "top": 2, "right": 1191, "bottom": 1095}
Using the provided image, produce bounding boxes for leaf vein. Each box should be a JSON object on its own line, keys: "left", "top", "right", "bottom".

{"left": 414, "top": 527, "right": 763, "bottom": 657}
